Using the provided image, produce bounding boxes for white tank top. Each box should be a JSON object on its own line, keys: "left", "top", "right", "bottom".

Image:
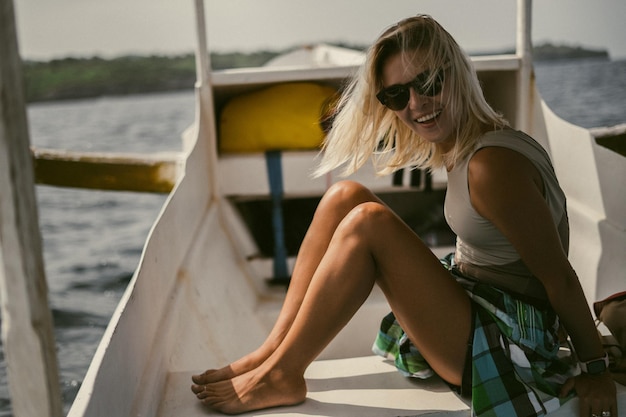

{"left": 444, "top": 129, "right": 569, "bottom": 304}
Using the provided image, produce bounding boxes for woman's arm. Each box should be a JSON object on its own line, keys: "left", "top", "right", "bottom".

{"left": 467, "top": 146, "right": 616, "bottom": 416}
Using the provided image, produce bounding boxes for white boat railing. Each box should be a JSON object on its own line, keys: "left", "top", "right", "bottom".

{"left": 515, "top": 0, "right": 533, "bottom": 133}
{"left": 192, "top": 0, "right": 220, "bottom": 202}
{"left": 0, "top": 1, "right": 63, "bottom": 416}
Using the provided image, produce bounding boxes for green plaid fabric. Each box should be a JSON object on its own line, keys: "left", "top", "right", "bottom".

{"left": 372, "top": 256, "right": 578, "bottom": 417}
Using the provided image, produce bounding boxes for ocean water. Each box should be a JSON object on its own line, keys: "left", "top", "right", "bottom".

{"left": 0, "top": 91, "right": 195, "bottom": 416}
{"left": 534, "top": 58, "right": 626, "bottom": 128}
{"left": 0, "top": 58, "right": 624, "bottom": 416}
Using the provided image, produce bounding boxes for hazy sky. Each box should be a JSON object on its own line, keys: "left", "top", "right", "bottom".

{"left": 13, "top": 0, "right": 626, "bottom": 61}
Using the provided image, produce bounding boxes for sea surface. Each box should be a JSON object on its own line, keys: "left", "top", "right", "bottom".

{"left": 0, "top": 58, "right": 625, "bottom": 416}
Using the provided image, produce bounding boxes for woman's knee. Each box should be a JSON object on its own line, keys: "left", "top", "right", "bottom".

{"left": 340, "top": 201, "right": 395, "bottom": 237}
{"left": 321, "top": 181, "right": 378, "bottom": 211}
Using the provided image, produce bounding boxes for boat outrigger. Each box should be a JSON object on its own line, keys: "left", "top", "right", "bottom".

{"left": 1, "top": 0, "right": 624, "bottom": 416}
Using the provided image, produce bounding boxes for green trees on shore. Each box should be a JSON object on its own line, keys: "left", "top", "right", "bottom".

{"left": 22, "top": 51, "right": 279, "bottom": 103}
{"left": 23, "top": 55, "right": 195, "bottom": 102}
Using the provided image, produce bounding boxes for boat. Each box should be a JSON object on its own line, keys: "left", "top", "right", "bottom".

{"left": 1, "top": 0, "right": 625, "bottom": 416}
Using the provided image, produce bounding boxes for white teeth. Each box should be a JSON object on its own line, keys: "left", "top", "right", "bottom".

{"left": 416, "top": 110, "right": 441, "bottom": 123}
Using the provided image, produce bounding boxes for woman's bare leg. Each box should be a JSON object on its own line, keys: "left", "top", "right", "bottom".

{"left": 192, "top": 181, "right": 382, "bottom": 384}
{"left": 193, "top": 197, "right": 472, "bottom": 414}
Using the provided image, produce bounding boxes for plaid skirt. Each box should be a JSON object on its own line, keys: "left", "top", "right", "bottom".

{"left": 372, "top": 255, "right": 578, "bottom": 417}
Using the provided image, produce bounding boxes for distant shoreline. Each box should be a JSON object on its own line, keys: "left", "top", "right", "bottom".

{"left": 22, "top": 43, "right": 610, "bottom": 103}
{"left": 529, "top": 42, "right": 608, "bottom": 61}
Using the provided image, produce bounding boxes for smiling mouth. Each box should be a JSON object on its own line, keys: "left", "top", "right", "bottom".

{"left": 416, "top": 109, "right": 442, "bottom": 124}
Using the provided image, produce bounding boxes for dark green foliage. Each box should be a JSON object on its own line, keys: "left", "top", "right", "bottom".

{"left": 21, "top": 51, "right": 284, "bottom": 102}
{"left": 23, "top": 54, "right": 198, "bottom": 102}
{"left": 532, "top": 42, "right": 609, "bottom": 61}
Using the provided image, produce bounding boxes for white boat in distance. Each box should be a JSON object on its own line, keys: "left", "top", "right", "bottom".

{"left": 50, "top": 1, "right": 623, "bottom": 416}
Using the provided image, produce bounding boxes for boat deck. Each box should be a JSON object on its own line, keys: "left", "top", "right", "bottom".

{"left": 159, "top": 355, "right": 469, "bottom": 416}
{"left": 158, "top": 355, "right": 626, "bottom": 416}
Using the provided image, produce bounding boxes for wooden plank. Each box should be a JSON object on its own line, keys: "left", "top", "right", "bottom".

{"left": 32, "top": 148, "right": 182, "bottom": 193}
{"left": 0, "top": 1, "right": 63, "bottom": 416}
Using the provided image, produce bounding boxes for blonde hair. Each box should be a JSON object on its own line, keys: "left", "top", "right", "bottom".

{"left": 315, "top": 15, "right": 508, "bottom": 177}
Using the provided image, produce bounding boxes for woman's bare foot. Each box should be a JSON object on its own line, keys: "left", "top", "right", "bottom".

{"left": 192, "top": 365, "right": 306, "bottom": 414}
{"left": 191, "top": 347, "right": 271, "bottom": 386}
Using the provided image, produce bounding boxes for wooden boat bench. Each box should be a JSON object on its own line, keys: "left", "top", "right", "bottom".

{"left": 157, "top": 355, "right": 626, "bottom": 416}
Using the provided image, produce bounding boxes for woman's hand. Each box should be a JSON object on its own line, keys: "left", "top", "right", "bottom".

{"left": 560, "top": 372, "right": 617, "bottom": 417}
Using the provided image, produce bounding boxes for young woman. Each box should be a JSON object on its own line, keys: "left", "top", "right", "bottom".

{"left": 191, "top": 15, "right": 617, "bottom": 416}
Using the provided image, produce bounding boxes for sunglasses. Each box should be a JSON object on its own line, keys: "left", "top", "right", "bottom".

{"left": 376, "top": 69, "right": 445, "bottom": 111}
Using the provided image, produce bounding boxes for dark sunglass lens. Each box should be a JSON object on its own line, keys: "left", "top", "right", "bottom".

{"left": 417, "top": 70, "right": 444, "bottom": 96}
{"left": 377, "top": 87, "right": 410, "bottom": 110}
{"left": 386, "top": 89, "right": 409, "bottom": 110}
